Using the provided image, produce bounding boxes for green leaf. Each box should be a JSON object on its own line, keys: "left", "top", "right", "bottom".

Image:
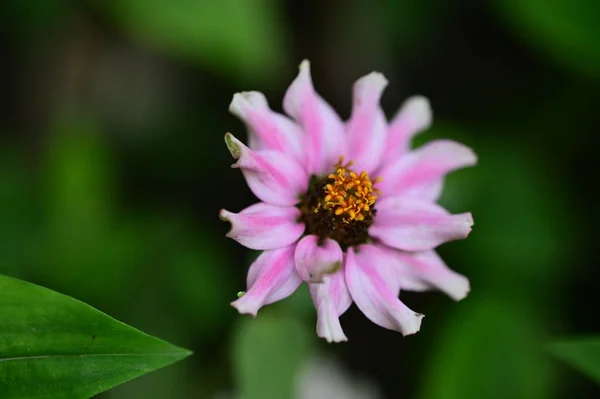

{"left": 98, "top": 0, "right": 288, "bottom": 83}
{"left": 547, "top": 337, "right": 600, "bottom": 384}
{"left": 492, "top": 0, "right": 600, "bottom": 78}
{"left": 0, "top": 274, "right": 191, "bottom": 398}
{"left": 233, "top": 315, "right": 311, "bottom": 399}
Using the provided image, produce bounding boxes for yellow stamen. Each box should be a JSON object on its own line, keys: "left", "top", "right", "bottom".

{"left": 316, "top": 158, "right": 381, "bottom": 223}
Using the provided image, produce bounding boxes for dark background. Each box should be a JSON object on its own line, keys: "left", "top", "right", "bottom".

{"left": 0, "top": 0, "right": 598, "bottom": 398}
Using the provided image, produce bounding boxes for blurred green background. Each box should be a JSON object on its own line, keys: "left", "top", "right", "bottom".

{"left": 0, "top": 0, "right": 598, "bottom": 398}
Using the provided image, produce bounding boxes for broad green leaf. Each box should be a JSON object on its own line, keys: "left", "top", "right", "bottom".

{"left": 98, "top": 0, "right": 288, "bottom": 83}
{"left": 547, "top": 337, "right": 600, "bottom": 384}
{"left": 419, "top": 298, "right": 555, "bottom": 399}
{"left": 0, "top": 274, "right": 191, "bottom": 398}
{"left": 233, "top": 315, "right": 311, "bottom": 399}
{"left": 492, "top": 0, "right": 600, "bottom": 78}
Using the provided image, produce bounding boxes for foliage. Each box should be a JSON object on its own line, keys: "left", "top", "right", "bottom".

{"left": 0, "top": 275, "right": 190, "bottom": 398}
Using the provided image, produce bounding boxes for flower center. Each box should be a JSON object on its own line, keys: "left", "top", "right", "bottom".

{"left": 298, "top": 157, "right": 380, "bottom": 249}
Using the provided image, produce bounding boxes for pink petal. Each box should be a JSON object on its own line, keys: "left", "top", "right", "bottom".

{"left": 225, "top": 133, "right": 308, "bottom": 206}
{"left": 309, "top": 268, "right": 352, "bottom": 343}
{"left": 350, "top": 244, "right": 405, "bottom": 295}
{"left": 345, "top": 248, "right": 424, "bottom": 336}
{"left": 382, "top": 96, "right": 432, "bottom": 163}
{"left": 283, "top": 60, "right": 345, "bottom": 175}
{"left": 388, "top": 248, "right": 470, "bottom": 301}
{"left": 377, "top": 139, "right": 477, "bottom": 201}
{"left": 369, "top": 196, "right": 474, "bottom": 251}
{"left": 229, "top": 91, "right": 304, "bottom": 163}
{"left": 231, "top": 245, "right": 301, "bottom": 316}
{"left": 346, "top": 72, "right": 388, "bottom": 174}
{"left": 220, "top": 203, "right": 305, "bottom": 250}
{"left": 294, "top": 235, "right": 343, "bottom": 283}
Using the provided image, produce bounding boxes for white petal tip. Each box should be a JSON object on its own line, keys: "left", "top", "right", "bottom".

{"left": 231, "top": 299, "right": 259, "bottom": 318}
{"left": 452, "top": 285, "right": 470, "bottom": 301}
{"left": 219, "top": 209, "right": 231, "bottom": 222}
{"left": 401, "top": 313, "right": 425, "bottom": 337}
{"left": 467, "top": 149, "right": 478, "bottom": 166}
{"left": 465, "top": 212, "right": 474, "bottom": 227}
{"left": 354, "top": 72, "right": 388, "bottom": 102}
{"left": 457, "top": 213, "right": 474, "bottom": 237}
{"left": 457, "top": 145, "right": 478, "bottom": 167}
{"left": 402, "top": 96, "right": 432, "bottom": 131}
{"left": 450, "top": 275, "right": 471, "bottom": 301}
{"left": 317, "top": 323, "right": 349, "bottom": 343}
{"left": 295, "top": 60, "right": 313, "bottom": 87}
{"left": 360, "top": 72, "right": 389, "bottom": 89}
{"left": 219, "top": 209, "right": 236, "bottom": 238}
{"left": 323, "top": 334, "right": 348, "bottom": 343}
{"left": 299, "top": 59, "right": 311, "bottom": 72}
{"left": 229, "top": 92, "right": 268, "bottom": 117}
{"left": 431, "top": 140, "right": 478, "bottom": 167}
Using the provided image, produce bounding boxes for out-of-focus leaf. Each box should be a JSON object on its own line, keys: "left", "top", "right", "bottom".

{"left": 98, "top": 0, "right": 288, "bottom": 82}
{"left": 128, "top": 216, "right": 235, "bottom": 338}
{"left": 45, "top": 119, "right": 113, "bottom": 236}
{"left": 41, "top": 119, "right": 142, "bottom": 307}
{"left": 2, "top": 0, "right": 71, "bottom": 38}
{"left": 0, "top": 147, "right": 39, "bottom": 278}
{"left": 493, "top": 0, "right": 600, "bottom": 77}
{"left": 419, "top": 298, "right": 555, "bottom": 399}
{"left": 383, "top": 0, "right": 449, "bottom": 49}
{"left": 167, "top": 236, "right": 235, "bottom": 338}
{"left": 415, "top": 126, "right": 575, "bottom": 288}
{"left": 466, "top": 138, "right": 574, "bottom": 287}
{"left": 233, "top": 315, "right": 311, "bottom": 399}
{"left": 271, "top": 284, "right": 314, "bottom": 320}
{"left": 547, "top": 337, "right": 600, "bottom": 384}
{"left": 106, "top": 360, "right": 190, "bottom": 399}
{"left": 0, "top": 274, "right": 191, "bottom": 398}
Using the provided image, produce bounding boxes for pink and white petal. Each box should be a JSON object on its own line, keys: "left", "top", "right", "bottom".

{"left": 345, "top": 72, "right": 388, "bottom": 174}
{"left": 220, "top": 203, "right": 304, "bottom": 250}
{"left": 283, "top": 60, "right": 346, "bottom": 175}
{"left": 369, "top": 196, "right": 474, "bottom": 251}
{"left": 382, "top": 96, "right": 432, "bottom": 163}
{"left": 309, "top": 268, "right": 352, "bottom": 343}
{"left": 229, "top": 91, "right": 304, "bottom": 162}
{"left": 351, "top": 244, "right": 405, "bottom": 295}
{"left": 294, "top": 235, "right": 343, "bottom": 283}
{"left": 345, "top": 248, "right": 424, "bottom": 336}
{"left": 232, "top": 245, "right": 301, "bottom": 316}
{"left": 377, "top": 139, "right": 477, "bottom": 201}
{"left": 392, "top": 249, "right": 470, "bottom": 301}
{"left": 225, "top": 133, "right": 308, "bottom": 206}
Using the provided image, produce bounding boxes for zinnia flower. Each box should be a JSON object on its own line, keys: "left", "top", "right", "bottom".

{"left": 220, "top": 60, "right": 476, "bottom": 342}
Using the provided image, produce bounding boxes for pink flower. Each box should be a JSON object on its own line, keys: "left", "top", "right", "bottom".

{"left": 220, "top": 60, "right": 476, "bottom": 342}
